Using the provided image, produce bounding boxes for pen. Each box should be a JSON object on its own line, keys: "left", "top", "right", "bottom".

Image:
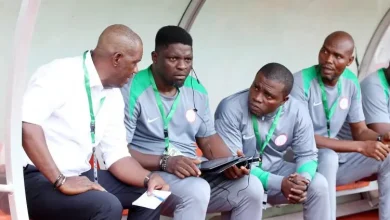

{"left": 152, "top": 193, "right": 165, "bottom": 202}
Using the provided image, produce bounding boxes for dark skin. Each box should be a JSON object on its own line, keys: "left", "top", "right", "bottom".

{"left": 314, "top": 31, "right": 390, "bottom": 161}
{"left": 22, "top": 25, "right": 168, "bottom": 196}
{"left": 130, "top": 43, "right": 249, "bottom": 180}
{"left": 249, "top": 72, "right": 308, "bottom": 203}
{"left": 367, "top": 63, "right": 390, "bottom": 135}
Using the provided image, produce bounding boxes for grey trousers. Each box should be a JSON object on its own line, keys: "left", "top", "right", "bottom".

{"left": 266, "top": 161, "right": 330, "bottom": 220}
{"left": 318, "top": 148, "right": 390, "bottom": 220}
{"left": 157, "top": 172, "right": 264, "bottom": 220}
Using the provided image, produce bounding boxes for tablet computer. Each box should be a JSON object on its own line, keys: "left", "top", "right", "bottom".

{"left": 198, "top": 156, "right": 240, "bottom": 171}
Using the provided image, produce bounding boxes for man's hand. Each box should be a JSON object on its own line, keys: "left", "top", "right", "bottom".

{"left": 359, "top": 141, "right": 390, "bottom": 161}
{"left": 58, "top": 176, "right": 105, "bottom": 195}
{"left": 281, "top": 174, "right": 308, "bottom": 204}
{"left": 147, "top": 173, "right": 169, "bottom": 194}
{"left": 166, "top": 156, "right": 202, "bottom": 179}
{"left": 224, "top": 150, "right": 250, "bottom": 180}
{"left": 381, "top": 132, "right": 390, "bottom": 144}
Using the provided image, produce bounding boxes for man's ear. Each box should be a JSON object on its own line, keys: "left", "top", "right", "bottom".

{"left": 282, "top": 95, "right": 289, "bottom": 104}
{"left": 112, "top": 52, "right": 122, "bottom": 67}
{"left": 347, "top": 56, "right": 355, "bottom": 66}
{"left": 151, "top": 51, "right": 158, "bottom": 64}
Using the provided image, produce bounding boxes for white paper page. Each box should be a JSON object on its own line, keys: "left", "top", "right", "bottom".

{"left": 132, "top": 190, "right": 171, "bottom": 209}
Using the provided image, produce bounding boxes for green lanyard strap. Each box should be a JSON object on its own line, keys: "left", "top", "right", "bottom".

{"left": 83, "top": 50, "right": 106, "bottom": 183}
{"left": 148, "top": 70, "right": 181, "bottom": 152}
{"left": 251, "top": 107, "right": 282, "bottom": 166}
{"left": 83, "top": 51, "right": 106, "bottom": 144}
{"left": 317, "top": 74, "right": 342, "bottom": 138}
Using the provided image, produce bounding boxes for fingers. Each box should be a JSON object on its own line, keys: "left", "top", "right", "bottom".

{"left": 226, "top": 167, "right": 238, "bottom": 179}
{"left": 161, "top": 184, "right": 170, "bottom": 191}
{"left": 188, "top": 159, "right": 202, "bottom": 176}
{"left": 177, "top": 167, "right": 191, "bottom": 177}
{"left": 174, "top": 170, "right": 186, "bottom": 179}
{"left": 287, "top": 194, "right": 302, "bottom": 204}
{"left": 374, "top": 148, "right": 386, "bottom": 161}
{"left": 192, "top": 158, "right": 202, "bottom": 165}
{"left": 183, "top": 158, "right": 201, "bottom": 176}
{"left": 384, "top": 144, "right": 390, "bottom": 154}
{"left": 231, "top": 165, "right": 243, "bottom": 177}
{"left": 298, "top": 193, "right": 307, "bottom": 203}
{"left": 293, "top": 176, "right": 310, "bottom": 186}
{"left": 91, "top": 183, "right": 106, "bottom": 192}
{"left": 236, "top": 150, "right": 245, "bottom": 157}
{"left": 288, "top": 190, "right": 307, "bottom": 204}
{"left": 177, "top": 158, "right": 199, "bottom": 177}
{"left": 147, "top": 181, "right": 158, "bottom": 195}
{"left": 240, "top": 166, "right": 250, "bottom": 175}
{"left": 377, "top": 143, "right": 389, "bottom": 156}
{"left": 290, "top": 188, "right": 305, "bottom": 196}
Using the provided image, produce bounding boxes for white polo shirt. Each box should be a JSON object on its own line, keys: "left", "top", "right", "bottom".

{"left": 22, "top": 51, "right": 130, "bottom": 177}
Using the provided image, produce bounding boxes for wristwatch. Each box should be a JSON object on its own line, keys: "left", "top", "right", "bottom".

{"left": 159, "top": 155, "right": 170, "bottom": 171}
{"left": 377, "top": 134, "right": 383, "bottom": 142}
{"left": 143, "top": 172, "right": 154, "bottom": 188}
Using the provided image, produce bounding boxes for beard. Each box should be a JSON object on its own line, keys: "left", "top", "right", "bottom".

{"left": 172, "top": 80, "right": 185, "bottom": 88}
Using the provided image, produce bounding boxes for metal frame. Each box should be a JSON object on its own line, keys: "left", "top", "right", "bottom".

{"left": 3, "top": 0, "right": 41, "bottom": 219}
{"left": 358, "top": 8, "right": 390, "bottom": 80}
{"left": 178, "top": 0, "right": 206, "bottom": 31}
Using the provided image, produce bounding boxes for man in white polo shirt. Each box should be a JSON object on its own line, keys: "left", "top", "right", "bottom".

{"left": 22, "top": 24, "right": 168, "bottom": 220}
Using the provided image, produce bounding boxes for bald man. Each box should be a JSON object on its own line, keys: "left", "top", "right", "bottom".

{"left": 291, "top": 31, "right": 390, "bottom": 220}
{"left": 22, "top": 24, "right": 168, "bottom": 220}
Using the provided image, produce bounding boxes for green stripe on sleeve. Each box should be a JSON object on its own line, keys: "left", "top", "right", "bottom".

{"left": 301, "top": 65, "right": 318, "bottom": 98}
{"left": 341, "top": 68, "right": 361, "bottom": 100}
{"left": 297, "top": 160, "right": 318, "bottom": 179}
{"left": 128, "top": 68, "right": 152, "bottom": 119}
{"left": 250, "top": 166, "right": 270, "bottom": 190}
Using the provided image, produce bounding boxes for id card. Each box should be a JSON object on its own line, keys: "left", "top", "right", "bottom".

{"left": 165, "top": 144, "right": 184, "bottom": 156}
{"left": 262, "top": 192, "right": 268, "bottom": 210}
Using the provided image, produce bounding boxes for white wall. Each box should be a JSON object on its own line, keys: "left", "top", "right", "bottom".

{"left": 2, "top": 0, "right": 390, "bottom": 140}
{"left": 27, "top": 0, "right": 190, "bottom": 73}
{"left": 0, "top": 0, "right": 190, "bottom": 144}
{"left": 190, "top": 0, "right": 390, "bottom": 112}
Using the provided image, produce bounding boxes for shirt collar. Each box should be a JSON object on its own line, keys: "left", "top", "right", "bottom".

{"left": 259, "top": 104, "right": 285, "bottom": 121}
{"left": 84, "top": 50, "right": 103, "bottom": 88}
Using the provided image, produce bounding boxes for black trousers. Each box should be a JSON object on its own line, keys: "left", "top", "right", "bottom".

{"left": 24, "top": 165, "right": 161, "bottom": 220}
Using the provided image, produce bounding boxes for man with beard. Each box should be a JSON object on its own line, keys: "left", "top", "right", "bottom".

{"left": 120, "top": 25, "right": 263, "bottom": 220}
{"left": 290, "top": 31, "right": 390, "bottom": 220}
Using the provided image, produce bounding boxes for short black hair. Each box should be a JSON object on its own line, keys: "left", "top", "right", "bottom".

{"left": 155, "top": 25, "right": 193, "bottom": 51}
{"left": 258, "top": 62, "right": 294, "bottom": 95}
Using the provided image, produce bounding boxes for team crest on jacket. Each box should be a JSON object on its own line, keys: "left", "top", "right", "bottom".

{"left": 186, "top": 109, "right": 196, "bottom": 123}
{"left": 275, "top": 134, "right": 287, "bottom": 146}
{"left": 339, "top": 97, "right": 349, "bottom": 110}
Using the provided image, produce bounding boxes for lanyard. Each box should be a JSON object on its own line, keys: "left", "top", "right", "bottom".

{"left": 251, "top": 107, "right": 282, "bottom": 166}
{"left": 317, "top": 74, "right": 342, "bottom": 138}
{"left": 83, "top": 51, "right": 105, "bottom": 183}
{"left": 148, "top": 69, "right": 181, "bottom": 152}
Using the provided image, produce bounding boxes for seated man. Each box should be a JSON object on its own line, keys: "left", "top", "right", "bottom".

{"left": 338, "top": 63, "right": 390, "bottom": 138}
{"left": 22, "top": 24, "right": 168, "bottom": 220}
{"left": 215, "top": 62, "right": 330, "bottom": 220}
{"left": 121, "top": 25, "right": 263, "bottom": 220}
{"left": 290, "top": 31, "right": 390, "bottom": 220}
